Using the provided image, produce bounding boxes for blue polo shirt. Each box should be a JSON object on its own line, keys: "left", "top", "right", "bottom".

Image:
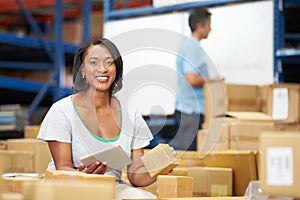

{"left": 175, "top": 37, "right": 209, "bottom": 115}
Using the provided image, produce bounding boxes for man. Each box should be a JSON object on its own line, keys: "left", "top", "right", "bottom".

{"left": 173, "top": 7, "right": 222, "bottom": 150}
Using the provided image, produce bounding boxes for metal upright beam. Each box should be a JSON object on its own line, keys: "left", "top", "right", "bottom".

{"left": 83, "top": 0, "right": 91, "bottom": 42}
{"left": 274, "top": 0, "right": 285, "bottom": 83}
{"left": 54, "top": 0, "right": 65, "bottom": 101}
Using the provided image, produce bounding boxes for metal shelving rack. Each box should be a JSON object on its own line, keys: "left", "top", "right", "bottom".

{"left": 103, "top": 0, "right": 250, "bottom": 21}
{"left": 274, "top": 0, "right": 300, "bottom": 82}
{"left": 0, "top": 0, "right": 101, "bottom": 121}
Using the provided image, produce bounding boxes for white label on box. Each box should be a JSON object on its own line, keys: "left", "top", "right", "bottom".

{"left": 267, "top": 147, "right": 293, "bottom": 186}
{"left": 272, "top": 88, "right": 288, "bottom": 120}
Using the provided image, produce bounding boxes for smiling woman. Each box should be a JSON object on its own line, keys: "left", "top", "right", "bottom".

{"left": 36, "top": 38, "right": 168, "bottom": 200}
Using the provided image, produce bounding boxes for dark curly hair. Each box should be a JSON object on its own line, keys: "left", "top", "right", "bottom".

{"left": 72, "top": 38, "right": 123, "bottom": 95}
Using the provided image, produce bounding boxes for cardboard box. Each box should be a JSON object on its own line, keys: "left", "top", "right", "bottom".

{"left": 0, "top": 140, "right": 7, "bottom": 150}
{"left": 170, "top": 167, "right": 188, "bottom": 176}
{"left": 0, "top": 150, "right": 34, "bottom": 174}
{"left": 157, "top": 175, "right": 194, "bottom": 199}
{"left": 261, "top": 83, "right": 300, "bottom": 123}
{"left": 226, "top": 84, "right": 261, "bottom": 112}
{"left": 24, "top": 125, "right": 40, "bottom": 139}
{"left": 203, "top": 150, "right": 258, "bottom": 196}
{"left": 230, "top": 122, "right": 276, "bottom": 150}
{"left": 160, "top": 197, "right": 245, "bottom": 200}
{"left": 22, "top": 179, "right": 115, "bottom": 200}
{"left": 1, "top": 173, "right": 43, "bottom": 193}
{"left": 187, "top": 166, "right": 232, "bottom": 197}
{"left": 6, "top": 139, "right": 51, "bottom": 173}
{"left": 204, "top": 80, "right": 227, "bottom": 124}
{"left": 260, "top": 133, "right": 300, "bottom": 198}
{"left": 141, "top": 144, "right": 180, "bottom": 177}
{"left": 0, "top": 193, "right": 24, "bottom": 200}
{"left": 45, "top": 169, "right": 116, "bottom": 184}
{"left": 198, "top": 121, "right": 230, "bottom": 155}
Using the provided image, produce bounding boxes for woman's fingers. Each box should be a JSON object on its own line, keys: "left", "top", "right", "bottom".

{"left": 92, "top": 161, "right": 107, "bottom": 174}
{"left": 80, "top": 160, "right": 107, "bottom": 174}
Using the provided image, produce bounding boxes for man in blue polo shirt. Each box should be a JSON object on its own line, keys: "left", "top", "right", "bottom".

{"left": 174, "top": 7, "right": 222, "bottom": 150}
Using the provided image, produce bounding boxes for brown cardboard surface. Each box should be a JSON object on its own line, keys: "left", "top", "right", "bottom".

{"left": 229, "top": 122, "right": 276, "bottom": 150}
{"left": 0, "top": 140, "right": 7, "bottom": 150}
{"left": 45, "top": 169, "right": 116, "bottom": 183}
{"left": 24, "top": 125, "right": 40, "bottom": 139}
{"left": 161, "top": 197, "right": 245, "bottom": 200}
{"left": 261, "top": 83, "right": 300, "bottom": 123}
{"left": 0, "top": 150, "right": 34, "bottom": 174}
{"left": 226, "top": 84, "right": 261, "bottom": 112}
{"left": 203, "top": 150, "right": 258, "bottom": 196}
{"left": 187, "top": 166, "right": 232, "bottom": 197}
{"left": 204, "top": 80, "right": 227, "bottom": 124}
{"left": 157, "top": 175, "right": 194, "bottom": 199}
{"left": 22, "top": 179, "right": 115, "bottom": 200}
{"left": 141, "top": 144, "right": 180, "bottom": 177}
{"left": 6, "top": 139, "right": 51, "bottom": 173}
{"left": 1, "top": 173, "right": 43, "bottom": 193}
{"left": 260, "top": 133, "right": 300, "bottom": 198}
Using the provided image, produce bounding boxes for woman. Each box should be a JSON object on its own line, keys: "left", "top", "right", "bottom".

{"left": 37, "top": 38, "right": 158, "bottom": 199}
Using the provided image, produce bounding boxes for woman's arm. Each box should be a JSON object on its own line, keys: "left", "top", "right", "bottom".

{"left": 126, "top": 148, "right": 156, "bottom": 187}
{"left": 48, "top": 141, "right": 107, "bottom": 174}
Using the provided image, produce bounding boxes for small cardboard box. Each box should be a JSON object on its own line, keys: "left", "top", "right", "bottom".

{"left": 203, "top": 150, "right": 258, "bottom": 196}
{"left": 157, "top": 175, "right": 194, "bottom": 199}
{"left": 6, "top": 139, "right": 51, "bottom": 173}
{"left": 141, "top": 144, "right": 180, "bottom": 177}
{"left": 260, "top": 133, "right": 300, "bottom": 198}
{"left": 187, "top": 166, "right": 232, "bottom": 197}
{"left": 0, "top": 150, "right": 34, "bottom": 175}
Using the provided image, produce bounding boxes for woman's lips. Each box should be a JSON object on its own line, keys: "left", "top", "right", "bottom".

{"left": 96, "top": 76, "right": 109, "bottom": 82}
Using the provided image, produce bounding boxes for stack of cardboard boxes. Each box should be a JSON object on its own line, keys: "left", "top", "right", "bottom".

{"left": 198, "top": 81, "right": 300, "bottom": 199}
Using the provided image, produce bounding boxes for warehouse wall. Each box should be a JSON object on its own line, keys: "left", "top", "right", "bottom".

{"left": 103, "top": 1, "right": 273, "bottom": 116}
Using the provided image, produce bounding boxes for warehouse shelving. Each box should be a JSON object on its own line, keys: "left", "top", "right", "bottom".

{"left": 103, "top": 0, "right": 252, "bottom": 21}
{"left": 274, "top": 0, "right": 300, "bottom": 82}
{"left": 0, "top": 0, "right": 102, "bottom": 125}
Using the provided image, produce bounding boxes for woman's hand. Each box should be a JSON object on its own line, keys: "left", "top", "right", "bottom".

{"left": 78, "top": 160, "right": 107, "bottom": 174}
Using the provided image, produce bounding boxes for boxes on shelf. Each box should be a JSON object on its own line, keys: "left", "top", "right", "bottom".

{"left": 260, "top": 132, "right": 300, "bottom": 198}
{"left": 157, "top": 175, "right": 194, "bottom": 199}
{"left": 6, "top": 138, "right": 51, "bottom": 173}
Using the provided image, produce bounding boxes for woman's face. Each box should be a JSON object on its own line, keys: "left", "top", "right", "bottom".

{"left": 82, "top": 44, "right": 117, "bottom": 92}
